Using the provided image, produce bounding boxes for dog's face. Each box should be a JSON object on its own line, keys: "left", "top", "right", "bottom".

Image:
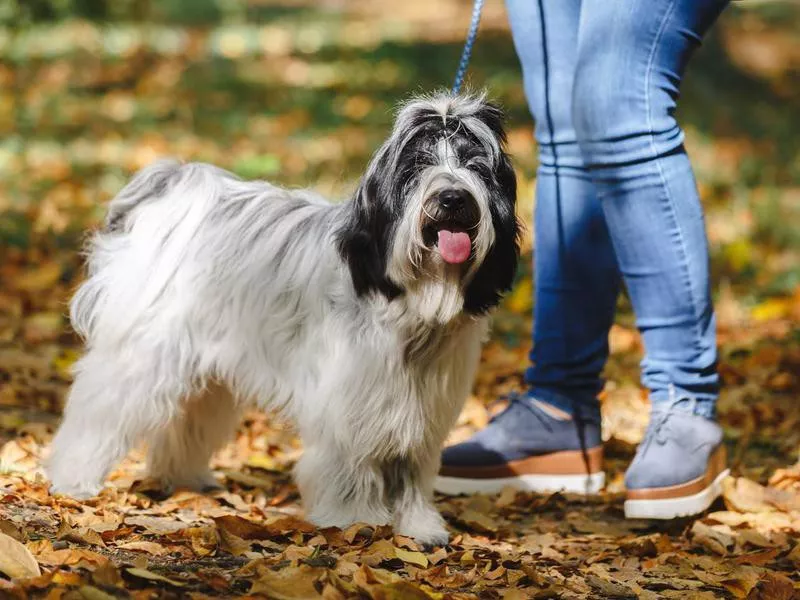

{"left": 339, "top": 93, "right": 520, "bottom": 324}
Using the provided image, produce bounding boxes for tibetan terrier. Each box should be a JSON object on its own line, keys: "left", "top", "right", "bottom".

{"left": 47, "top": 92, "right": 520, "bottom": 545}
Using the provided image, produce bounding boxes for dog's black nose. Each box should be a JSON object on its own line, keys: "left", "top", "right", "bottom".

{"left": 438, "top": 189, "right": 469, "bottom": 211}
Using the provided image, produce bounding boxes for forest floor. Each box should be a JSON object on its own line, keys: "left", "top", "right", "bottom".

{"left": 1, "top": 1, "right": 799, "bottom": 597}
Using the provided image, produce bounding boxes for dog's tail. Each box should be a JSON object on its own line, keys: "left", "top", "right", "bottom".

{"left": 71, "top": 160, "right": 223, "bottom": 343}
{"left": 104, "top": 159, "right": 184, "bottom": 233}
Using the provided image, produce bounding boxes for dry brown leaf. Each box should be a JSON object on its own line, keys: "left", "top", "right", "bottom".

{"left": 370, "top": 581, "right": 435, "bottom": 599}
{"left": 416, "top": 564, "right": 477, "bottom": 589}
{"left": 68, "top": 510, "right": 123, "bottom": 534}
{"left": 0, "top": 520, "right": 27, "bottom": 543}
{"left": 91, "top": 563, "right": 123, "bottom": 587}
{"left": 115, "top": 540, "right": 170, "bottom": 556}
{"left": 690, "top": 521, "right": 736, "bottom": 555}
{"left": 56, "top": 519, "right": 106, "bottom": 547}
{"left": 125, "top": 567, "right": 186, "bottom": 587}
{"left": 353, "top": 564, "right": 402, "bottom": 590}
{"left": 734, "top": 548, "right": 780, "bottom": 566}
{"left": 124, "top": 515, "right": 191, "bottom": 535}
{"left": 249, "top": 564, "right": 324, "bottom": 599}
{"left": 395, "top": 547, "right": 428, "bottom": 568}
{"left": 76, "top": 585, "right": 118, "bottom": 600}
{"left": 586, "top": 573, "right": 637, "bottom": 599}
{"left": 180, "top": 526, "right": 218, "bottom": 557}
{"left": 427, "top": 546, "right": 448, "bottom": 566}
{"left": 360, "top": 539, "right": 398, "bottom": 567}
{"left": 724, "top": 477, "right": 774, "bottom": 513}
{"left": 484, "top": 564, "right": 506, "bottom": 581}
{"left": 29, "top": 540, "right": 109, "bottom": 569}
{"left": 0, "top": 532, "right": 41, "bottom": 579}
{"left": 720, "top": 566, "right": 762, "bottom": 599}
{"left": 456, "top": 509, "right": 498, "bottom": 534}
{"left": 215, "top": 525, "right": 252, "bottom": 557}
{"left": 746, "top": 572, "right": 796, "bottom": 600}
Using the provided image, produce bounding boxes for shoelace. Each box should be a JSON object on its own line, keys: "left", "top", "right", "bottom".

{"left": 642, "top": 391, "right": 699, "bottom": 449}
{"left": 489, "top": 392, "right": 600, "bottom": 429}
{"left": 488, "top": 392, "right": 551, "bottom": 430}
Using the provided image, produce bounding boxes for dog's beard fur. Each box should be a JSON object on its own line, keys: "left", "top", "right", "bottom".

{"left": 47, "top": 92, "right": 520, "bottom": 545}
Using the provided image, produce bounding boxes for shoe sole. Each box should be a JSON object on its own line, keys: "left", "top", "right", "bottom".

{"left": 435, "top": 471, "right": 606, "bottom": 496}
{"left": 624, "top": 468, "right": 729, "bottom": 519}
{"left": 624, "top": 445, "right": 727, "bottom": 519}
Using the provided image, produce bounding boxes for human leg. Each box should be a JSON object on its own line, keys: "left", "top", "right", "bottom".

{"left": 573, "top": 0, "right": 729, "bottom": 517}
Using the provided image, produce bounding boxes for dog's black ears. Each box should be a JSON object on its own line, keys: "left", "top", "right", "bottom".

{"left": 337, "top": 174, "right": 402, "bottom": 301}
{"left": 463, "top": 149, "right": 521, "bottom": 314}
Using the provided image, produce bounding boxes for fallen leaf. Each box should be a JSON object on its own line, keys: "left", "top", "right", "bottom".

{"left": 56, "top": 519, "right": 106, "bottom": 547}
{"left": 125, "top": 567, "right": 186, "bottom": 587}
{"left": 372, "top": 581, "right": 435, "bottom": 599}
{"left": 746, "top": 572, "right": 795, "bottom": 600}
{"left": 691, "top": 521, "right": 736, "bottom": 555}
{"left": 361, "top": 539, "right": 398, "bottom": 567}
{"left": 0, "top": 532, "right": 41, "bottom": 579}
{"left": 395, "top": 547, "right": 428, "bottom": 568}
{"left": 249, "top": 564, "right": 324, "bottom": 599}
{"left": 586, "top": 573, "right": 636, "bottom": 599}
{"left": 115, "top": 540, "right": 170, "bottom": 556}
{"left": 456, "top": 509, "right": 498, "bottom": 534}
{"left": 76, "top": 585, "right": 118, "bottom": 600}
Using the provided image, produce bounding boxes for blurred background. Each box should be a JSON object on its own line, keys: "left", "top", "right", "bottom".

{"left": 0, "top": 0, "right": 798, "bottom": 487}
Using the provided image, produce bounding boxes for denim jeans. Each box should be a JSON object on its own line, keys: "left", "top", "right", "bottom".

{"left": 506, "top": 0, "right": 728, "bottom": 418}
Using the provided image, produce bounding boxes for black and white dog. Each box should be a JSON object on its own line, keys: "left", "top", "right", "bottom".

{"left": 47, "top": 92, "right": 520, "bottom": 544}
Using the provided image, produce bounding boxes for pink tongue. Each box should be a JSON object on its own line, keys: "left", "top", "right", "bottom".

{"left": 437, "top": 230, "right": 471, "bottom": 264}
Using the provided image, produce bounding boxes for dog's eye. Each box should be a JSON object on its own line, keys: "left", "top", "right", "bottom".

{"left": 465, "top": 160, "right": 491, "bottom": 178}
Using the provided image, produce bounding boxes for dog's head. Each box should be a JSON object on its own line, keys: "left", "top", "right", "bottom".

{"left": 338, "top": 92, "right": 520, "bottom": 324}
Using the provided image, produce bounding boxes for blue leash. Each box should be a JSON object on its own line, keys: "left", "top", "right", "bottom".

{"left": 452, "top": 0, "right": 485, "bottom": 95}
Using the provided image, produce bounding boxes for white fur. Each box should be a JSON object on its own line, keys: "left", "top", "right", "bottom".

{"left": 48, "top": 160, "right": 491, "bottom": 544}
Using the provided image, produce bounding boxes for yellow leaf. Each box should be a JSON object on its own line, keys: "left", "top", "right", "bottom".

{"left": 53, "top": 349, "right": 81, "bottom": 379}
{"left": 78, "top": 585, "right": 118, "bottom": 600}
{"left": 752, "top": 297, "right": 791, "bottom": 321}
{"left": 505, "top": 277, "right": 532, "bottom": 314}
{"left": 14, "top": 262, "right": 62, "bottom": 292}
{"left": 723, "top": 239, "right": 754, "bottom": 272}
{"left": 245, "top": 453, "right": 280, "bottom": 471}
{"left": 0, "top": 532, "right": 41, "bottom": 579}
{"left": 249, "top": 565, "right": 323, "bottom": 599}
{"left": 394, "top": 547, "right": 428, "bottom": 568}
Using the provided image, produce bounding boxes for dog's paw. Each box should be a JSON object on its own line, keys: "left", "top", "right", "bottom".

{"left": 416, "top": 529, "right": 451, "bottom": 549}
{"left": 49, "top": 481, "right": 103, "bottom": 500}
{"left": 407, "top": 526, "right": 450, "bottom": 548}
{"left": 394, "top": 506, "right": 450, "bottom": 547}
{"left": 151, "top": 470, "right": 222, "bottom": 494}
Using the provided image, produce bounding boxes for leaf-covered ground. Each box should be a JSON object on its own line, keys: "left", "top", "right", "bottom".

{"left": 1, "top": 1, "right": 799, "bottom": 598}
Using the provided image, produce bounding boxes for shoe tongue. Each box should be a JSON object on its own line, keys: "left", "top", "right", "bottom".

{"left": 437, "top": 230, "right": 471, "bottom": 264}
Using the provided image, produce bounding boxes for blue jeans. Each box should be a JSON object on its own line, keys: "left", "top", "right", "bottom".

{"left": 506, "top": 0, "right": 728, "bottom": 418}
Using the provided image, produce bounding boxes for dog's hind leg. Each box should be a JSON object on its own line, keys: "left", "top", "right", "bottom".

{"left": 47, "top": 351, "right": 181, "bottom": 499}
{"left": 295, "top": 444, "right": 392, "bottom": 529}
{"left": 146, "top": 382, "right": 240, "bottom": 493}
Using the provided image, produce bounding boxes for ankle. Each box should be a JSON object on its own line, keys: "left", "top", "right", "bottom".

{"left": 532, "top": 399, "right": 573, "bottom": 421}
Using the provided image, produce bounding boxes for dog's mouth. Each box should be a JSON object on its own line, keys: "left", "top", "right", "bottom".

{"left": 431, "top": 224, "right": 472, "bottom": 264}
{"left": 422, "top": 213, "right": 478, "bottom": 265}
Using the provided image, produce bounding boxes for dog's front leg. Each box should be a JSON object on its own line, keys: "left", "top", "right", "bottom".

{"left": 295, "top": 443, "right": 392, "bottom": 529}
{"left": 387, "top": 454, "right": 449, "bottom": 546}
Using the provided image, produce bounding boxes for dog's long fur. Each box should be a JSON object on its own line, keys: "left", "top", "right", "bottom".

{"left": 47, "top": 92, "right": 519, "bottom": 544}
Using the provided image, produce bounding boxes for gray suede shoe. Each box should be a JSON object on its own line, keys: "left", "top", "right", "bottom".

{"left": 436, "top": 393, "right": 605, "bottom": 496}
{"left": 624, "top": 398, "right": 729, "bottom": 519}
